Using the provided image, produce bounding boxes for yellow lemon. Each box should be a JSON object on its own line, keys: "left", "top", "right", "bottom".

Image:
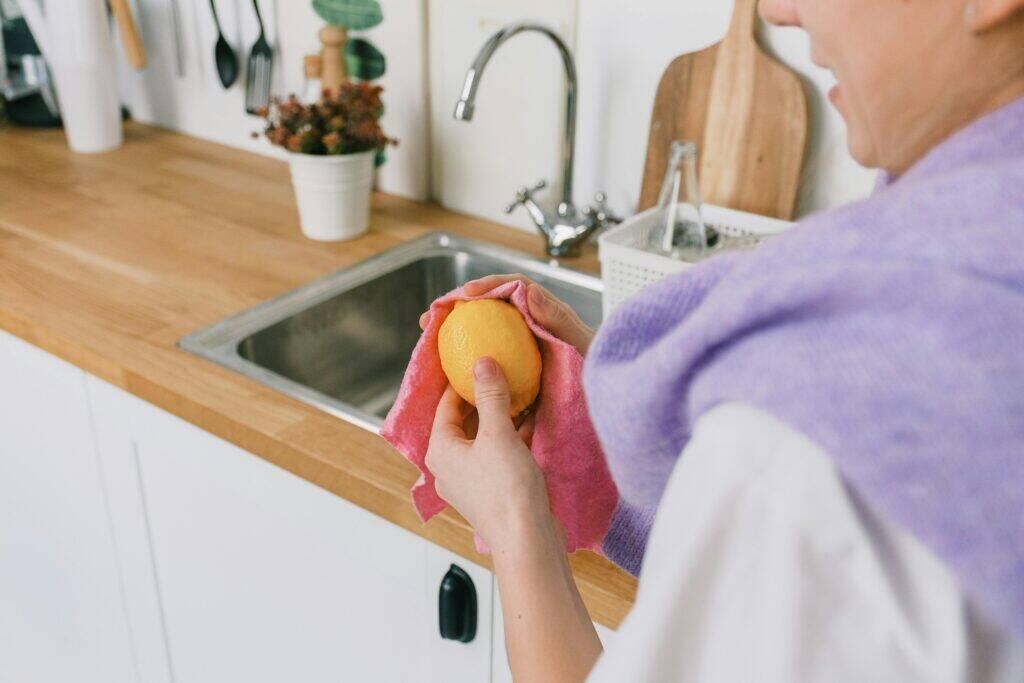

{"left": 438, "top": 299, "right": 542, "bottom": 416}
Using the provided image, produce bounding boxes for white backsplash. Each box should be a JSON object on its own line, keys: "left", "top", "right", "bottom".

{"left": 119, "top": 0, "right": 281, "bottom": 156}
{"left": 432, "top": 0, "right": 874, "bottom": 234}
{"left": 369, "top": 0, "right": 431, "bottom": 201}
{"left": 273, "top": 0, "right": 430, "bottom": 200}
{"left": 109, "top": 0, "right": 872, "bottom": 223}
{"left": 427, "top": 0, "right": 577, "bottom": 233}
{"left": 119, "top": 0, "right": 431, "bottom": 199}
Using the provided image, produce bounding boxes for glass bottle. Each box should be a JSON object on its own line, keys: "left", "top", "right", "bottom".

{"left": 652, "top": 140, "right": 709, "bottom": 259}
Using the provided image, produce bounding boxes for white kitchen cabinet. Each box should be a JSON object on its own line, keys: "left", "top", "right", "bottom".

{"left": 0, "top": 330, "right": 137, "bottom": 683}
{"left": 87, "top": 377, "right": 494, "bottom": 682}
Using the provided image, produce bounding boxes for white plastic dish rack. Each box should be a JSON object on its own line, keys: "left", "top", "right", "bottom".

{"left": 598, "top": 204, "right": 794, "bottom": 317}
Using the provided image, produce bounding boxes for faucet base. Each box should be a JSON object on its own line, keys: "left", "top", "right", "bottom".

{"left": 509, "top": 190, "right": 620, "bottom": 258}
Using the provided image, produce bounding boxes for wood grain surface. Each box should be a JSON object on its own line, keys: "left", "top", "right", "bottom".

{"left": 639, "top": 0, "right": 808, "bottom": 219}
{"left": 0, "top": 123, "right": 636, "bottom": 627}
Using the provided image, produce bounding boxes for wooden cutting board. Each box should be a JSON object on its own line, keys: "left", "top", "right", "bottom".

{"left": 638, "top": 0, "right": 808, "bottom": 220}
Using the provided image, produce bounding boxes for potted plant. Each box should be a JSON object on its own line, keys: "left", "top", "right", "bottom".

{"left": 260, "top": 83, "right": 395, "bottom": 242}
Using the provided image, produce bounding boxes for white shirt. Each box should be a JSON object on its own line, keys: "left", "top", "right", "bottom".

{"left": 589, "top": 403, "right": 1024, "bottom": 682}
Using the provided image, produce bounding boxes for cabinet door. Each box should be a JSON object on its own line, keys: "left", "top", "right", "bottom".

{"left": 0, "top": 331, "right": 136, "bottom": 683}
{"left": 87, "top": 377, "right": 493, "bottom": 682}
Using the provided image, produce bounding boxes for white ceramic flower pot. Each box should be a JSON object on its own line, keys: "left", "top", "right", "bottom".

{"left": 288, "top": 150, "right": 376, "bottom": 242}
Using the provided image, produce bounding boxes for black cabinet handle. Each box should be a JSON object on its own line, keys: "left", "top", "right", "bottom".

{"left": 438, "top": 564, "right": 477, "bottom": 643}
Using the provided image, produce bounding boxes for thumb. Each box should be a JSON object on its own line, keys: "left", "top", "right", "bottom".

{"left": 472, "top": 357, "right": 514, "bottom": 432}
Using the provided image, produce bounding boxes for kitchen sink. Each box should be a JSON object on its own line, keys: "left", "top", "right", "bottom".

{"left": 179, "top": 233, "right": 602, "bottom": 432}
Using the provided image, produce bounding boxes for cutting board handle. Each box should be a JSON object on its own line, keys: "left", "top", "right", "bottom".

{"left": 725, "top": 0, "right": 760, "bottom": 41}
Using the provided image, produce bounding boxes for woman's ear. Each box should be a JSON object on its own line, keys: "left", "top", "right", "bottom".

{"left": 966, "top": 0, "right": 1024, "bottom": 33}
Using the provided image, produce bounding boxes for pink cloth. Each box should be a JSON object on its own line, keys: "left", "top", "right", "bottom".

{"left": 381, "top": 280, "right": 620, "bottom": 554}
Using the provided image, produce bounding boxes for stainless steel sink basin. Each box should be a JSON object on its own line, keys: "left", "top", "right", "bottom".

{"left": 180, "top": 233, "right": 602, "bottom": 432}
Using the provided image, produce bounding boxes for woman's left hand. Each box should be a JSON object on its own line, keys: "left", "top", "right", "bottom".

{"left": 425, "top": 357, "right": 552, "bottom": 550}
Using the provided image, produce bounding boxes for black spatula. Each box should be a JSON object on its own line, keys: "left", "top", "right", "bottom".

{"left": 244, "top": 0, "right": 273, "bottom": 113}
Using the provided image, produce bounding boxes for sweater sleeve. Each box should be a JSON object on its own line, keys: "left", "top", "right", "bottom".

{"left": 601, "top": 500, "right": 656, "bottom": 576}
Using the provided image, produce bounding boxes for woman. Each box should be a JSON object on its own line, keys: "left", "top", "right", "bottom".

{"left": 423, "top": 1, "right": 1024, "bottom": 680}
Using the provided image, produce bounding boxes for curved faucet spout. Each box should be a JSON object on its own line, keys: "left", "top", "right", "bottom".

{"left": 453, "top": 23, "right": 577, "bottom": 210}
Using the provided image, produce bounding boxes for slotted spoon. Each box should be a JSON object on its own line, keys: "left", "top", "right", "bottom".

{"left": 245, "top": 0, "right": 273, "bottom": 114}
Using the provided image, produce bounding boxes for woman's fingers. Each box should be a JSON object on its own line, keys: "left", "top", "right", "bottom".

{"left": 422, "top": 275, "right": 533, "bottom": 330}
{"left": 463, "top": 273, "right": 533, "bottom": 296}
{"left": 525, "top": 284, "right": 594, "bottom": 355}
{"left": 517, "top": 412, "right": 536, "bottom": 447}
{"left": 431, "top": 386, "right": 468, "bottom": 442}
{"left": 464, "top": 274, "right": 594, "bottom": 353}
{"left": 462, "top": 409, "right": 480, "bottom": 440}
{"left": 426, "top": 387, "right": 471, "bottom": 483}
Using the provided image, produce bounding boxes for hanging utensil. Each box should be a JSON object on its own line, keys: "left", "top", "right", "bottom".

{"left": 109, "top": 0, "right": 147, "bottom": 69}
{"left": 244, "top": 0, "right": 272, "bottom": 113}
{"left": 208, "top": 0, "right": 238, "bottom": 88}
{"left": 169, "top": 0, "right": 185, "bottom": 77}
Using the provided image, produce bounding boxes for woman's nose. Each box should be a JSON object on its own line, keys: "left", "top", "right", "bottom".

{"left": 759, "top": 0, "right": 802, "bottom": 27}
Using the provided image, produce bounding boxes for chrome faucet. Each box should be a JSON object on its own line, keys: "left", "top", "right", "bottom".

{"left": 454, "top": 23, "right": 620, "bottom": 258}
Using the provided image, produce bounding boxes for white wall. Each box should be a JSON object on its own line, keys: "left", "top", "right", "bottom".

{"left": 574, "top": 0, "right": 876, "bottom": 220}
{"left": 105, "top": 0, "right": 873, "bottom": 219}
{"left": 276, "top": 0, "right": 432, "bottom": 200}
{"left": 430, "top": 0, "right": 875, "bottom": 231}
{"left": 116, "top": 0, "right": 430, "bottom": 200}
{"left": 428, "top": 0, "right": 578, "bottom": 231}
{"left": 118, "top": 0, "right": 282, "bottom": 155}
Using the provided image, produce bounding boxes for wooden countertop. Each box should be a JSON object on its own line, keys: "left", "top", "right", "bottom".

{"left": 0, "top": 122, "right": 637, "bottom": 627}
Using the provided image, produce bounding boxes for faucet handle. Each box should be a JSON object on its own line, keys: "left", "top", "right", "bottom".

{"left": 585, "top": 192, "right": 623, "bottom": 226}
{"left": 505, "top": 180, "right": 548, "bottom": 214}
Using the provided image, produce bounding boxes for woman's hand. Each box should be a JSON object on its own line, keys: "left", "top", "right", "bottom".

{"left": 420, "top": 274, "right": 595, "bottom": 356}
{"left": 425, "top": 357, "right": 552, "bottom": 550}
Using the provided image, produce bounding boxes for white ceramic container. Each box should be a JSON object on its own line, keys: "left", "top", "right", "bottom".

{"left": 287, "top": 150, "right": 376, "bottom": 242}
{"left": 19, "top": 0, "right": 123, "bottom": 154}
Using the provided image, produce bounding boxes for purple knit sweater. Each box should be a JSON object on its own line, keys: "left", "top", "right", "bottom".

{"left": 588, "top": 97, "right": 1024, "bottom": 641}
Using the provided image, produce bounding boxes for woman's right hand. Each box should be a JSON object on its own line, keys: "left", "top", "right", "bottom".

{"left": 419, "top": 274, "right": 596, "bottom": 356}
